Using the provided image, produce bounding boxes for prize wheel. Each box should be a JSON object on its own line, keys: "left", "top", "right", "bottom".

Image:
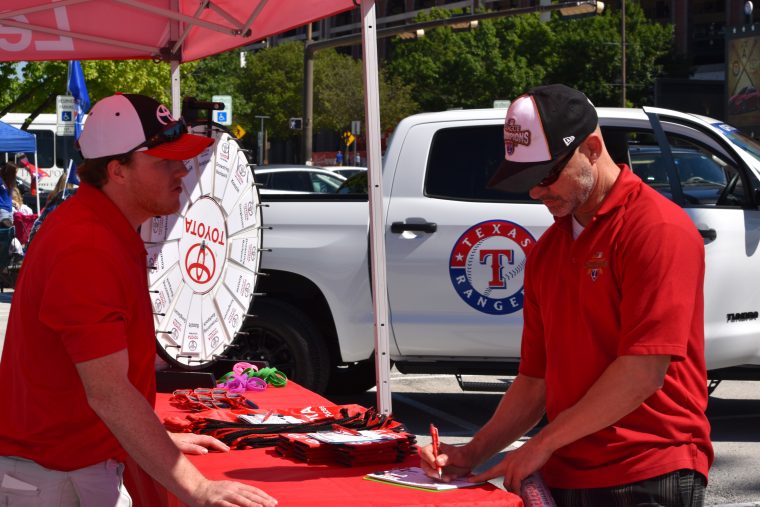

{"left": 142, "top": 122, "right": 262, "bottom": 370}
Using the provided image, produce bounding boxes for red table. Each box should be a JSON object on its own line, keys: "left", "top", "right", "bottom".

{"left": 130, "top": 382, "right": 523, "bottom": 506}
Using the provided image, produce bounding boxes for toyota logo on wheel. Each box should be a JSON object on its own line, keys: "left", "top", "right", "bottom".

{"left": 185, "top": 242, "right": 216, "bottom": 284}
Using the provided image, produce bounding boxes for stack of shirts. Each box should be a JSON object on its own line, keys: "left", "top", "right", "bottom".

{"left": 275, "top": 428, "right": 417, "bottom": 466}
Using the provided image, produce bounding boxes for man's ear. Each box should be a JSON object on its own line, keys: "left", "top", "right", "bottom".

{"left": 582, "top": 133, "right": 604, "bottom": 164}
{"left": 106, "top": 158, "right": 127, "bottom": 185}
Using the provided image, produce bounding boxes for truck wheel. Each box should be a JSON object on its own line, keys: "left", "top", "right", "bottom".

{"left": 223, "top": 299, "right": 331, "bottom": 394}
{"left": 325, "top": 356, "right": 379, "bottom": 394}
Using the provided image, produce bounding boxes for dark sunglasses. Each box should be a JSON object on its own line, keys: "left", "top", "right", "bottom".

{"left": 536, "top": 148, "right": 577, "bottom": 188}
{"left": 128, "top": 118, "right": 188, "bottom": 154}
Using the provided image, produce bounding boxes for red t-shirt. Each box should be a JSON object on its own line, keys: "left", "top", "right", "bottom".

{"left": 0, "top": 183, "right": 156, "bottom": 471}
{"left": 519, "top": 166, "right": 713, "bottom": 489}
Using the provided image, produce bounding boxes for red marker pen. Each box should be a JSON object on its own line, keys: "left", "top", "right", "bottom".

{"left": 430, "top": 423, "right": 442, "bottom": 479}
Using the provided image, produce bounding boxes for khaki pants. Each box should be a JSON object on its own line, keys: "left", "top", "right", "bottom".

{"left": 0, "top": 456, "right": 132, "bottom": 507}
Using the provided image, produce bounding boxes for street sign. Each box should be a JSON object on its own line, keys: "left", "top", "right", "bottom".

{"left": 493, "top": 100, "right": 511, "bottom": 109}
{"left": 212, "top": 95, "right": 232, "bottom": 125}
{"left": 351, "top": 120, "right": 361, "bottom": 136}
{"left": 56, "top": 95, "right": 76, "bottom": 136}
{"left": 289, "top": 117, "right": 303, "bottom": 130}
{"left": 232, "top": 124, "right": 246, "bottom": 139}
{"left": 342, "top": 131, "right": 355, "bottom": 146}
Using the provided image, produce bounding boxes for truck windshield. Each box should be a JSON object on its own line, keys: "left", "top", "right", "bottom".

{"left": 712, "top": 122, "right": 760, "bottom": 166}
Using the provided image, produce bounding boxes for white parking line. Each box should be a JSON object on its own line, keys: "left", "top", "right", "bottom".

{"left": 389, "top": 374, "right": 456, "bottom": 381}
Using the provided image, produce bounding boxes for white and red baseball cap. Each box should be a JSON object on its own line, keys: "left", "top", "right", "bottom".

{"left": 77, "top": 93, "right": 213, "bottom": 161}
{"left": 488, "top": 84, "right": 598, "bottom": 192}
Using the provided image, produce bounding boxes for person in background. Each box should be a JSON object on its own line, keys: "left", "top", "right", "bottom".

{"left": 0, "top": 93, "right": 278, "bottom": 507}
{"left": 419, "top": 84, "right": 712, "bottom": 506}
{"left": 0, "top": 162, "right": 17, "bottom": 227}
{"left": 11, "top": 187, "right": 33, "bottom": 216}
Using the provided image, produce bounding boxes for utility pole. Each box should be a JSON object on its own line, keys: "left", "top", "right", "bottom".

{"left": 255, "top": 115, "right": 270, "bottom": 164}
{"left": 621, "top": 0, "right": 626, "bottom": 107}
{"left": 302, "top": 23, "right": 314, "bottom": 164}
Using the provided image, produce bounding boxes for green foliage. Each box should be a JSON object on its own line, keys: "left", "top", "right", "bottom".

{"left": 1, "top": 1, "right": 671, "bottom": 142}
{"left": 236, "top": 42, "right": 304, "bottom": 140}
{"left": 387, "top": 2, "right": 673, "bottom": 111}
{"left": 547, "top": 1, "right": 673, "bottom": 107}
{"left": 0, "top": 59, "right": 190, "bottom": 114}
{"left": 235, "top": 41, "right": 417, "bottom": 140}
{"left": 386, "top": 8, "right": 550, "bottom": 111}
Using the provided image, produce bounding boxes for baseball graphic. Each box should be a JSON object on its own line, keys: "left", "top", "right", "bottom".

{"left": 450, "top": 220, "right": 536, "bottom": 315}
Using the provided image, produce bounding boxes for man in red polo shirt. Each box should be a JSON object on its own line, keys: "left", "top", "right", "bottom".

{"left": 0, "top": 94, "right": 277, "bottom": 507}
{"left": 419, "top": 84, "right": 712, "bottom": 506}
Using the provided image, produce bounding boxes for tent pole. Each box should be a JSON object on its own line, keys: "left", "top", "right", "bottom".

{"left": 170, "top": 60, "right": 181, "bottom": 118}
{"left": 361, "top": 0, "right": 392, "bottom": 415}
{"left": 34, "top": 151, "right": 40, "bottom": 214}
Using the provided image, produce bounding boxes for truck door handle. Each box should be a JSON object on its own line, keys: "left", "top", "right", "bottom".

{"left": 390, "top": 221, "right": 437, "bottom": 234}
{"left": 698, "top": 228, "right": 716, "bottom": 241}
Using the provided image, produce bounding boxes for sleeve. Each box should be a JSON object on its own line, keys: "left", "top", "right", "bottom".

{"left": 519, "top": 251, "right": 547, "bottom": 378}
{"left": 617, "top": 220, "right": 705, "bottom": 361}
{"left": 39, "top": 247, "right": 131, "bottom": 364}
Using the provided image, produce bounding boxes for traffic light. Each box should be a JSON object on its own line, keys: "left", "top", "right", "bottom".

{"left": 289, "top": 117, "right": 303, "bottom": 130}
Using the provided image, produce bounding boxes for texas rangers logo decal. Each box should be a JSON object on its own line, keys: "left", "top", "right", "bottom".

{"left": 449, "top": 220, "right": 536, "bottom": 315}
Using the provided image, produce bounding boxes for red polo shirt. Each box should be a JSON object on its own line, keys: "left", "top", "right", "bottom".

{"left": 0, "top": 183, "right": 156, "bottom": 471}
{"left": 520, "top": 166, "right": 713, "bottom": 488}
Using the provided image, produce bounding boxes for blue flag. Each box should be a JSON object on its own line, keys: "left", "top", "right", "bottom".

{"left": 65, "top": 159, "right": 79, "bottom": 189}
{"left": 67, "top": 61, "right": 90, "bottom": 139}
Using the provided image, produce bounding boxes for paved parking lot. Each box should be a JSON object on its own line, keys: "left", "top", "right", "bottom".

{"left": 1, "top": 290, "right": 758, "bottom": 506}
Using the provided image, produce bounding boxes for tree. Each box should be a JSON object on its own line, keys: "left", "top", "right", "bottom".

{"left": 314, "top": 48, "right": 417, "bottom": 135}
{"left": 386, "top": 3, "right": 673, "bottom": 111}
{"left": 236, "top": 42, "right": 417, "bottom": 141}
{"left": 386, "top": 8, "right": 553, "bottom": 111}
{"left": 0, "top": 59, "right": 196, "bottom": 115}
{"left": 547, "top": 1, "right": 673, "bottom": 107}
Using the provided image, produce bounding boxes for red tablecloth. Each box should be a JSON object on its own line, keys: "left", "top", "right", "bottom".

{"left": 130, "top": 382, "right": 523, "bottom": 507}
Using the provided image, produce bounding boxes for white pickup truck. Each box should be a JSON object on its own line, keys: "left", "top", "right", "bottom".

{"left": 225, "top": 106, "right": 760, "bottom": 394}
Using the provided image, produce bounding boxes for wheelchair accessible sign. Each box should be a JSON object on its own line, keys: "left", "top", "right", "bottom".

{"left": 212, "top": 95, "right": 232, "bottom": 126}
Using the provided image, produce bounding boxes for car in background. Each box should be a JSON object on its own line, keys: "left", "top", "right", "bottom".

{"left": 728, "top": 85, "right": 760, "bottom": 115}
{"left": 629, "top": 146, "right": 731, "bottom": 205}
{"left": 254, "top": 165, "right": 346, "bottom": 194}
{"left": 323, "top": 165, "right": 367, "bottom": 179}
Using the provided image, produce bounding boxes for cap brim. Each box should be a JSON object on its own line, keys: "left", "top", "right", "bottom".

{"left": 143, "top": 133, "right": 214, "bottom": 161}
{"left": 487, "top": 158, "right": 557, "bottom": 193}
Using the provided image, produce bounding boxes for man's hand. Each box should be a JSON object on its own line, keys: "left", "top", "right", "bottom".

{"left": 469, "top": 437, "right": 552, "bottom": 492}
{"left": 192, "top": 479, "right": 278, "bottom": 507}
{"left": 418, "top": 441, "right": 474, "bottom": 481}
{"left": 169, "top": 432, "right": 230, "bottom": 455}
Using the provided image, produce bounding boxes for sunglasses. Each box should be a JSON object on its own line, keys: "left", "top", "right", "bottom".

{"left": 128, "top": 118, "right": 187, "bottom": 154}
{"left": 536, "top": 148, "right": 577, "bottom": 188}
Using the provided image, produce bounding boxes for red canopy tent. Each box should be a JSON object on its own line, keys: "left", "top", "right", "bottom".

{"left": 0, "top": 0, "right": 395, "bottom": 414}
{"left": 0, "top": 1, "right": 355, "bottom": 62}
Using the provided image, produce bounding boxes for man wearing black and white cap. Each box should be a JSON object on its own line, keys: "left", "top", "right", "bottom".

{"left": 420, "top": 84, "right": 712, "bottom": 506}
{"left": 0, "top": 94, "right": 277, "bottom": 507}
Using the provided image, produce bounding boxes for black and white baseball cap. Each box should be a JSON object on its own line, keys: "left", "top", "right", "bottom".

{"left": 488, "top": 84, "right": 598, "bottom": 192}
{"left": 77, "top": 93, "right": 213, "bottom": 161}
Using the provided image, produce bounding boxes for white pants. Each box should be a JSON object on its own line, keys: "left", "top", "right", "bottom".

{"left": 0, "top": 456, "right": 132, "bottom": 507}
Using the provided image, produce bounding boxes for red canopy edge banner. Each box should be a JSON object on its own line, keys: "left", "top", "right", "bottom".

{"left": 0, "top": 0, "right": 357, "bottom": 63}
